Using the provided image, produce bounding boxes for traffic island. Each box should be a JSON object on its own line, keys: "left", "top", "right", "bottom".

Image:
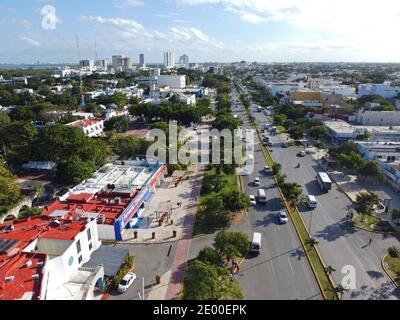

{"left": 353, "top": 213, "right": 398, "bottom": 235}
{"left": 382, "top": 253, "right": 400, "bottom": 287}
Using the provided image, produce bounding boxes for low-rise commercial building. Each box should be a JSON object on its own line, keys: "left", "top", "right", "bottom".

{"left": 356, "top": 109, "right": 400, "bottom": 126}
{"left": 44, "top": 160, "right": 167, "bottom": 241}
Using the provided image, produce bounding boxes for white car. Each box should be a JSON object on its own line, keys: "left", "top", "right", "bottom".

{"left": 264, "top": 165, "right": 270, "bottom": 173}
{"left": 254, "top": 177, "right": 261, "bottom": 187}
{"left": 118, "top": 272, "right": 137, "bottom": 294}
{"left": 278, "top": 211, "right": 289, "bottom": 224}
{"left": 249, "top": 195, "right": 257, "bottom": 206}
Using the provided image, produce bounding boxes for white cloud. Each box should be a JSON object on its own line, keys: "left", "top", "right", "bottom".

{"left": 20, "top": 36, "right": 41, "bottom": 47}
{"left": 82, "top": 15, "right": 224, "bottom": 52}
{"left": 178, "top": 0, "right": 400, "bottom": 36}
{"left": 114, "top": 0, "right": 144, "bottom": 9}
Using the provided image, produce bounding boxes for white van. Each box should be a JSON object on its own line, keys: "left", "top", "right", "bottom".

{"left": 258, "top": 189, "right": 267, "bottom": 204}
{"left": 251, "top": 232, "right": 262, "bottom": 256}
{"left": 306, "top": 195, "right": 317, "bottom": 210}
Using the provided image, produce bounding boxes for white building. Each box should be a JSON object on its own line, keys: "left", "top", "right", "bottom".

{"left": 79, "top": 60, "right": 95, "bottom": 72}
{"left": 358, "top": 83, "right": 400, "bottom": 99}
{"left": 0, "top": 216, "right": 104, "bottom": 300}
{"left": 356, "top": 109, "right": 400, "bottom": 126}
{"left": 66, "top": 119, "right": 104, "bottom": 137}
{"left": 164, "top": 51, "right": 175, "bottom": 69}
{"left": 157, "top": 75, "right": 186, "bottom": 89}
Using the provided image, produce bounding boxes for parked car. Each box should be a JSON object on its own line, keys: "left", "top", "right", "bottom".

{"left": 118, "top": 272, "right": 137, "bottom": 294}
{"left": 278, "top": 211, "right": 289, "bottom": 224}
{"left": 254, "top": 177, "right": 261, "bottom": 187}
{"left": 264, "top": 165, "right": 270, "bottom": 173}
{"left": 297, "top": 151, "right": 306, "bottom": 157}
{"left": 249, "top": 195, "right": 257, "bottom": 206}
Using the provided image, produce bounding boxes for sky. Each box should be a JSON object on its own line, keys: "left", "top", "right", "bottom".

{"left": 1, "top": 0, "right": 400, "bottom": 64}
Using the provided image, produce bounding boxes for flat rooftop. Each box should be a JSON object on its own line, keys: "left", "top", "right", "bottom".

{"left": 325, "top": 120, "right": 400, "bottom": 134}
{"left": 67, "top": 160, "right": 165, "bottom": 197}
{"left": 43, "top": 192, "right": 138, "bottom": 226}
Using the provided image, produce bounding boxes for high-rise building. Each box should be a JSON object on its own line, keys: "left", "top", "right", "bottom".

{"left": 164, "top": 51, "right": 175, "bottom": 69}
{"left": 112, "top": 55, "right": 132, "bottom": 71}
{"left": 179, "top": 54, "right": 189, "bottom": 66}
{"left": 79, "top": 59, "right": 95, "bottom": 71}
{"left": 139, "top": 53, "right": 146, "bottom": 68}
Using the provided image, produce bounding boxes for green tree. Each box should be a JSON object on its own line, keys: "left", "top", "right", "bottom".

{"left": 214, "top": 230, "right": 250, "bottom": 258}
{"left": 309, "top": 125, "right": 328, "bottom": 139}
{"left": 108, "top": 134, "right": 150, "bottom": 160}
{"left": 0, "top": 160, "right": 21, "bottom": 206}
{"left": 358, "top": 161, "right": 382, "bottom": 179}
{"left": 288, "top": 126, "right": 304, "bottom": 140}
{"left": 104, "top": 116, "right": 129, "bottom": 133}
{"left": 197, "top": 247, "right": 223, "bottom": 266}
{"left": 354, "top": 192, "right": 379, "bottom": 216}
{"left": 282, "top": 182, "right": 304, "bottom": 204}
{"left": 57, "top": 155, "right": 96, "bottom": 186}
{"left": 273, "top": 114, "right": 287, "bottom": 126}
{"left": 183, "top": 260, "right": 243, "bottom": 300}
{"left": 221, "top": 190, "right": 251, "bottom": 212}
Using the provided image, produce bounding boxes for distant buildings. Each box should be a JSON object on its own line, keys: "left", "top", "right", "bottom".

{"left": 358, "top": 82, "right": 400, "bottom": 99}
{"left": 164, "top": 51, "right": 175, "bottom": 69}
{"left": 112, "top": 55, "right": 132, "bottom": 71}
{"left": 79, "top": 60, "right": 107, "bottom": 72}
{"left": 0, "top": 76, "right": 28, "bottom": 86}
{"left": 179, "top": 54, "right": 189, "bottom": 66}
{"left": 139, "top": 53, "right": 146, "bottom": 69}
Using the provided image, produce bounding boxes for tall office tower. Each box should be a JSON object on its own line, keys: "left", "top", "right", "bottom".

{"left": 139, "top": 53, "right": 146, "bottom": 68}
{"left": 179, "top": 54, "right": 189, "bottom": 66}
{"left": 164, "top": 51, "right": 175, "bottom": 69}
{"left": 112, "top": 55, "right": 123, "bottom": 69}
{"left": 112, "top": 55, "right": 132, "bottom": 70}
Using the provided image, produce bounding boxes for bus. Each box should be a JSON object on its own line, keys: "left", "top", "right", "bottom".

{"left": 317, "top": 172, "right": 332, "bottom": 192}
{"left": 258, "top": 189, "right": 267, "bottom": 204}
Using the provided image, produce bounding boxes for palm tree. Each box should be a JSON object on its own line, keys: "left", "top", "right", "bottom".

{"left": 331, "top": 285, "right": 350, "bottom": 299}
{"left": 305, "top": 238, "right": 319, "bottom": 249}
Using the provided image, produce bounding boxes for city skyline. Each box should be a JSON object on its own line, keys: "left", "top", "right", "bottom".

{"left": 2, "top": 0, "right": 400, "bottom": 64}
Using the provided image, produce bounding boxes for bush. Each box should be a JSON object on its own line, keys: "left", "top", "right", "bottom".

{"left": 388, "top": 246, "right": 400, "bottom": 258}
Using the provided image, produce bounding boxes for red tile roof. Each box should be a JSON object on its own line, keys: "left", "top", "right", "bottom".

{"left": 71, "top": 119, "right": 102, "bottom": 128}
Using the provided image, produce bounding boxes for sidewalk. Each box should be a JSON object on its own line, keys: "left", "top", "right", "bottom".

{"left": 165, "top": 164, "right": 205, "bottom": 300}
{"left": 147, "top": 270, "right": 172, "bottom": 300}
{"left": 122, "top": 174, "right": 198, "bottom": 244}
